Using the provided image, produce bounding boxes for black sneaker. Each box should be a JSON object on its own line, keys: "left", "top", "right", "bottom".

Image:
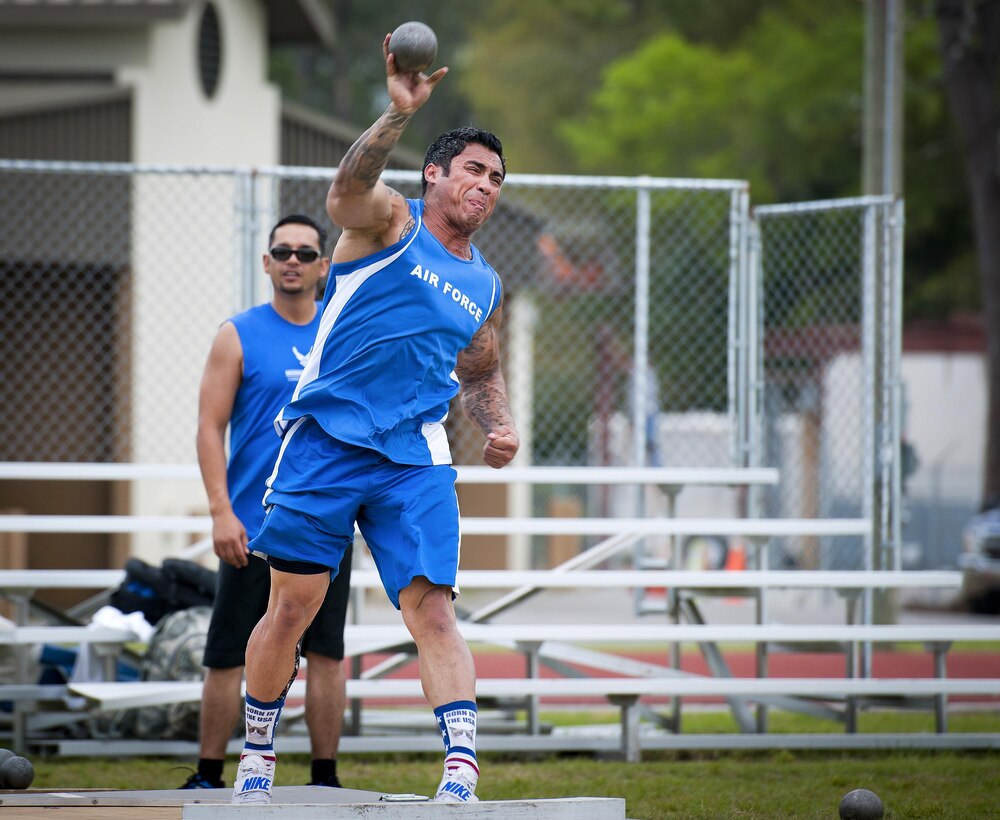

{"left": 180, "top": 772, "right": 224, "bottom": 790}
{"left": 309, "top": 775, "right": 343, "bottom": 788}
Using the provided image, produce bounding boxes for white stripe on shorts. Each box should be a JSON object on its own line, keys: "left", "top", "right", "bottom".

{"left": 262, "top": 415, "right": 308, "bottom": 508}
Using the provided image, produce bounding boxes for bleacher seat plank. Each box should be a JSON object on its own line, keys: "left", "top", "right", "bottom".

{"left": 66, "top": 674, "right": 1000, "bottom": 713}
{"left": 0, "top": 568, "right": 964, "bottom": 593}
{"left": 0, "top": 626, "right": 139, "bottom": 644}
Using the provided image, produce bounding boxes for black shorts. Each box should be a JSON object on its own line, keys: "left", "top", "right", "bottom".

{"left": 202, "top": 543, "right": 353, "bottom": 669}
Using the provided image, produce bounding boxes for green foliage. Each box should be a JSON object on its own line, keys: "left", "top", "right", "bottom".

{"left": 562, "top": 6, "right": 863, "bottom": 203}
{"left": 564, "top": 36, "right": 754, "bottom": 180}
{"left": 555, "top": 2, "right": 978, "bottom": 320}
{"left": 460, "top": 0, "right": 678, "bottom": 172}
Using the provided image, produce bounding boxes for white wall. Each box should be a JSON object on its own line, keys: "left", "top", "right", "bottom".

{"left": 823, "top": 350, "right": 986, "bottom": 498}
{"left": 0, "top": 2, "right": 280, "bottom": 165}
{"left": 123, "top": 1, "right": 279, "bottom": 561}
{"left": 0, "top": 3, "right": 288, "bottom": 565}
{"left": 119, "top": 0, "right": 280, "bottom": 165}
{"left": 901, "top": 352, "right": 986, "bottom": 502}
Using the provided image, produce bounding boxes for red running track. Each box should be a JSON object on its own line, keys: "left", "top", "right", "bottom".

{"left": 331, "top": 648, "right": 1000, "bottom": 707}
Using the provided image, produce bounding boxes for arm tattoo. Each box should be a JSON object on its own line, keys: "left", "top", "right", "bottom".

{"left": 462, "top": 371, "right": 514, "bottom": 436}
{"left": 338, "top": 107, "right": 412, "bottom": 192}
{"left": 400, "top": 216, "right": 415, "bottom": 241}
{"left": 456, "top": 317, "right": 515, "bottom": 435}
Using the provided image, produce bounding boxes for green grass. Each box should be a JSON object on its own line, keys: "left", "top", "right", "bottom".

{"left": 23, "top": 711, "right": 1000, "bottom": 819}
{"left": 28, "top": 749, "right": 1000, "bottom": 819}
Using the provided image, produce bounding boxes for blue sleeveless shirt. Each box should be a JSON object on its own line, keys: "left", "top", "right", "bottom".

{"left": 228, "top": 303, "right": 321, "bottom": 537}
{"left": 275, "top": 199, "right": 503, "bottom": 465}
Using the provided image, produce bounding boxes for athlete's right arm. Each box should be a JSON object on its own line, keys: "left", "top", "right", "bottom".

{"left": 326, "top": 106, "right": 410, "bottom": 234}
{"left": 326, "top": 33, "right": 447, "bottom": 259}
{"left": 196, "top": 321, "right": 249, "bottom": 569}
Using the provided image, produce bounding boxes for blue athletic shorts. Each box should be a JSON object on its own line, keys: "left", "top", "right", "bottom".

{"left": 248, "top": 416, "right": 461, "bottom": 609}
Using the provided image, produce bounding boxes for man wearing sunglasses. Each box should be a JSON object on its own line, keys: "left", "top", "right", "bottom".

{"left": 232, "top": 35, "right": 518, "bottom": 807}
{"left": 188, "top": 214, "right": 352, "bottom": 793}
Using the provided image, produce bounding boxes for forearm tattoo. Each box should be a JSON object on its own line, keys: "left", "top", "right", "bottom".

{"left": 338, "top": 107, "right": 412, "bottom": 192}
{"left": 457, "top": 317, "right": 515, "bottom": 435}
{"left": 462, "top": 371, "right": 514, "bottom": 436}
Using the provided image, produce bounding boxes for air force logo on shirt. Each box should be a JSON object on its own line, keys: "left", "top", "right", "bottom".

{"left": 409, "top": 264, "right": 485, "bottom": 322}
{"left": 285, "top": 345, "right": 311, "bottom": 382}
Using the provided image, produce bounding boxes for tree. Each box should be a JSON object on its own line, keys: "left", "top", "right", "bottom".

{"left": 558, "top": 4, "right": 979, "bottom": 319}
{"left": 459, "top": 0, "right": 778, "bottom": 172}
{"left": 935, "top": 0, "right": 1000, "bottom": 505}
{"left": 561, "top": 5, "right": 864, "bottom": 202}
{"left": 459, "top": 0, "right": 668, "bottom": 172}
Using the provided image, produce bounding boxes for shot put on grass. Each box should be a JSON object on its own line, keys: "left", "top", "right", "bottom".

{"left": 839, "top": 788, "right": 884, "bottom": 820}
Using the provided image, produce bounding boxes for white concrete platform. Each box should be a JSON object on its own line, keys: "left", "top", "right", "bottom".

{"left": 0, "top": 787, "right": 627, "bottom": 819}
{"left": 185, "top": 796, "right": 625, "bottom": 818}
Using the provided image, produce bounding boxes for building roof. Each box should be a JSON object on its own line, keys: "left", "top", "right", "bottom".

{"left": 903, "top": 314, "right": 986, "bottom": 354}
{"left": 0, "top": 1, "right": 189, "bottom": 26}
{"left": 0, "top": 0, "right": 336, "bottom": 47}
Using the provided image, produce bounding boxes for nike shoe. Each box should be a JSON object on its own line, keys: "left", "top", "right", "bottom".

{"left": 433, "top": 766, "right": 479, "bottom": 803}
{"left": 179, "top": 771, "right": 223, "bottom": 790}
{"left": 231, "top": 753, "right": 275, "bottom": 805}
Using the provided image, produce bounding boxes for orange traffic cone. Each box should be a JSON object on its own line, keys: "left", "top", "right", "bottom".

{"left": 724, "top": 540, "right": 746, "bottom": 572}
{"left": 723, "top": 540, "right": 747, "bottom": 604}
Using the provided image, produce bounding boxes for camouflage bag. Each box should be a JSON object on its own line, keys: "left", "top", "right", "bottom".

{"left": 123, "top": 606, "right": 211, "bottom": 740}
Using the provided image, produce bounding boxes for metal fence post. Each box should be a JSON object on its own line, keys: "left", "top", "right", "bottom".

{"left": 632, "top": 179, "right": 651, "bottom": 469}
{"left": 235, "top": 166, "right": 258, "bottom": 311}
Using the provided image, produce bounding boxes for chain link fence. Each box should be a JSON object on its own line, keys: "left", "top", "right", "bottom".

{"left": 753, "top": 197, "right": 903, "bottom": 571}
{"left": 266, "top": 169, "right": 749, "bottom": 471}
{"left": 0, "top": 161, "right": 245, "bottom": 464}
{"left": 0, "top": 162, "right": 747, "bottom": 458}
{"left": 0, "top": 160, "right": 900, "bottom": 569}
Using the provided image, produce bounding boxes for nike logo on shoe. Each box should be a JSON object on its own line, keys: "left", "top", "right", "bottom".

{"left": 440, "top": 780, "right": 473, "bottom": 800}
{"left": 240, "top": 776, "right": 272, "bottom": 792}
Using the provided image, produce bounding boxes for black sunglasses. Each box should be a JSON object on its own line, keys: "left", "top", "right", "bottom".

{"left": 269, "top": 246, "right": 321, "bottom": 263}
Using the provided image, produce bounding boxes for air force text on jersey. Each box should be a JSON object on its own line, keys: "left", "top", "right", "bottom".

{"left": 409, "top": 264, "right": 485, "bottom": 322}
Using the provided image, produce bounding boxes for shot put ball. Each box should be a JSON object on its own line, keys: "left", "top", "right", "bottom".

{"left": 388, "top": 21, "right": 438, "bottom": 73}
{"left": 839, "top": 788, "right": 884, "bottom": 820}
{"left": 0, "top": 755, "right": 35, "bottom": 790}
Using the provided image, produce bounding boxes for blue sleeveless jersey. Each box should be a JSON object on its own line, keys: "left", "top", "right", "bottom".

{"left": 275, "top": 198, "right": 502, "bottom": 465}
{"left": 228, "top": 303, "right": 321, "bottom": 537}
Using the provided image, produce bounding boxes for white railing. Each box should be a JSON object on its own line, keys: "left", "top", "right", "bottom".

{"left": 3, "top": 461, "right": 987, "bottom": 756}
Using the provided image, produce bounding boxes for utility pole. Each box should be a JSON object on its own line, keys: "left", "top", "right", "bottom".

{"left": 862, "top": 0, "right": 904, "bottom": 632}
{"left": 863, "top": 0, "right": 904, "bottom": 197}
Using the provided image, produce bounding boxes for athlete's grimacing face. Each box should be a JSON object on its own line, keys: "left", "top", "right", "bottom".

{"left": 425, "top": 143, "right": 504, "bottom": 232}
{"left": 264, "top": 224, "right": 327, "bottom": 296}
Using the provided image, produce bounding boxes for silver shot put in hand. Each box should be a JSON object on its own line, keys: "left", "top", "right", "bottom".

{"left": 387, "top": 21, "right": 438, "bottom": 74}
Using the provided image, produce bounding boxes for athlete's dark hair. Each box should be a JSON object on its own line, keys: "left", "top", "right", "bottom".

{"left": 421, "top": 126, "right": 506, "bottom": 195}
{"left": 268, "top": 214, "right": 328, "bottom": 252}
